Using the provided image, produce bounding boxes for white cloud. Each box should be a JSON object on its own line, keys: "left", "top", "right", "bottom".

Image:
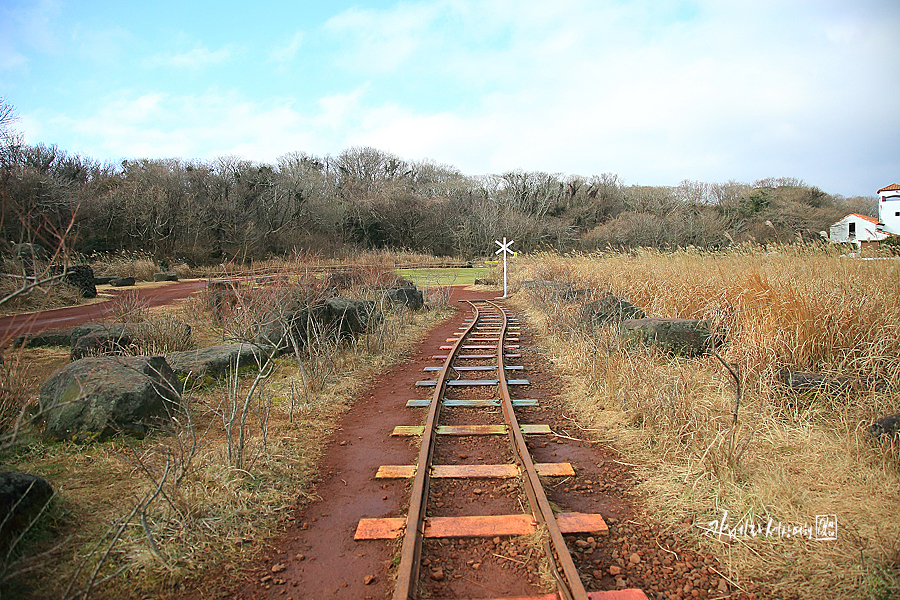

{"left": 316, "top": 85, "right": 370, "bottom": 130}
{"left": 0, "top": 0, "right": 61, "bottom": 74}
{"left": 147, "top": 45, "right": 233, "bottom": 69}
{"left": 35, "top": 90, "right": 342, "bottom": 162}
{"left": 269, "top": 31, "right": 303, "bottom": 65}
{"left": 14, "top": 0, "right": 900, "bottom": 197}
{"left": 323, "top": 1, "right": 449, "bottom": 73}
{"left": 312, "top": 0, "right": 900, "bottom": 193}
{"left": 71, "top": 23, "right": 133, "bottom": 65}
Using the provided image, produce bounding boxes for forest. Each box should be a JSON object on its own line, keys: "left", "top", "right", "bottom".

{"left": 0, "top": 100, "right": 877, "bottom": 264}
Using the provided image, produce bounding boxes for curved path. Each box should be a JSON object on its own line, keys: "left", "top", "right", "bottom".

{"left": 0, "top": 279, "right": 208, "bottom": 343}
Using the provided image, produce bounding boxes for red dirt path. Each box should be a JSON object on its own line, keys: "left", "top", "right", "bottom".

{"left": 0, "top": 280, "right": 207, "bottom": 343}
{"left": 232, "top": 287, "right": 495, "bottom": 600}
{"left": 214, "top": 287, "right": 772, "bottom": 600}
{"left": 172, "top": 286, "right": 769, "bottom": 600}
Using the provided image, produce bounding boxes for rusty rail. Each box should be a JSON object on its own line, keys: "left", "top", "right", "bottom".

{"left": 392, "top": 300, "right": 588, "bottom": 600}
{"left": 490, "top": 300, "right": 588, "bottom": 600}
{"left": 392, "top": 302, "right": 478, "bottom": 600}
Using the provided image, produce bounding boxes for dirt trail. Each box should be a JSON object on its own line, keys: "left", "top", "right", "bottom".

{"left": 227, "top": 287, "right": 491, "bottom": 600}
{"left": 212, "top": 288, "right": 604, "bottom": 599}
{"left": 0, "top": 280, "right": 207, "bottom": 343}
{"left": 145, "top": 285, "right": 763, "bottom": 599}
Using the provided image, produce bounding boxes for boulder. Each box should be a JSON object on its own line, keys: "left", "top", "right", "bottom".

{"left": 384, "top": 287, "right": 424, "bottom": 310}
{"left": 870, "top": 413, "right": 900, "bottom": 438}
{"left": 256, "top": 306, "right": 317, "bottom": 354}
{"left": 49, "top": 264, "right": 97, "bottom": 298}
{"left": 110, "top": 276, "right": 136, "bottom": 287}
{"left": 14, "top": 327, "right": 76, "bottom": 349}
{"left": 93, "top": 275, "right": 117, "bottom": 285}
{"left": 153, "top": 272, "right": 179, "bottom": 282}
{"left": 581, "top": 295, "right": 646, "bottom": 326}
{"left": 318, "top": 298, "right": 381, "bottom": 338}
{"left": 778, "top": 370, "right": 891, "bottom": 394}
{"left": 206, "top": 287, "right": 238, "bottom": 319}
{"left": 165, "top": 343, "right": 268, "bottom": 379}
{"left": 12, "top": 243, "right": 49, "bottom": 263}
{"left": 12, "top": 243, "right": 48, "bottom": 279}
{"left": 559, "top": 288, "right": 591, "bottom": 301}
{"left": 70, "top": 265, "right": 97, "bottom": 298}
{"left": 39, "top": 355, "right": 181, "bottom": 442}
{"left": 255, "top": 298, "right": 381, "bottom": 355}
{"left": 0, "top": 472, "right": 53, "bottom": 549}
{"left": 621, "top": 318, "right": 722, "bottom": 356}
{"left": 69, "top": 323, "right": 132, "bottom": 360}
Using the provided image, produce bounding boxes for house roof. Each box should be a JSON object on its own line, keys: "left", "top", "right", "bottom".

{"left": 877, "top": 183, "right": 900, "bottom": 193}
{"left": 847, "top": 213, "right": 880, "bottom": 225}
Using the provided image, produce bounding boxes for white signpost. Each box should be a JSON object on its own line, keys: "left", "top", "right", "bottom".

{"left": 494, "top": 237, "right": 514, "bottom": 298}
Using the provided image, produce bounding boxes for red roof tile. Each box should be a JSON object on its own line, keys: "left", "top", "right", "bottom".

{"left": 848, "top": 213, "right": 880, "bottom": 225}
{"left": 877, "top": 183, "right": 900, "bottom": 193}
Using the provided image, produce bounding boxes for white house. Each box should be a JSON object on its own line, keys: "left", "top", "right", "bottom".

{"left": 829, "top": 213, "right": 888, "bottom": 245}
{"left": 829, "top": 183, "right": 900, "bottom": 247}
{"left": 878, "top": 183, "right": 900, "bottom": 234}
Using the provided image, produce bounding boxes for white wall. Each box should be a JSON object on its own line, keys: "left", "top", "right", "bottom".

{"left": 879, "top": 197, "right": 900, "bottom": 235}
{"left": 830, "top": 215, "right": 886, "bottom": 244}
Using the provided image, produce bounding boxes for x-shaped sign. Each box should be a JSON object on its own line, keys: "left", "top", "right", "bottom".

{"left": 494, "top": 237, "right": 514, "bottom": 298}
{"left": 494, "top": 237, "right": 514, "bottom": 255}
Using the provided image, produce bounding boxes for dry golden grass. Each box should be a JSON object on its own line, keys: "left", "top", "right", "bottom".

{"left": 86, "top": 251, "right": 199, "bottom": 281}
{"left": 88, "top": 251, "right": 160, "bottom": 281}
{"left": 0, "top": 263, "right": 454, "bottom": 599}
{"left": 0, "top": 354, "right": 40, "bottom": 433}
{"left": 509, "top": 244, "right": 900, "bottom": 600}
{"left": 0, "top": 269, "right": 85, "bottom": 317}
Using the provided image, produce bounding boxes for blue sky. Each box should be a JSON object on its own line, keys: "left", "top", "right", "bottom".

{"left": 2, "top": 0, "right": 898, "bottom": 197}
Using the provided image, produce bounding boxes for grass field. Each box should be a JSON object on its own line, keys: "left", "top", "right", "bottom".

{"left": 397, "top": 266, "right": 493, "bottom": 287}
{"left": 508, "top": 245, "right": 900, "bottom": 600}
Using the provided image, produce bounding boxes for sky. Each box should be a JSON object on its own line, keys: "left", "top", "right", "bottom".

{"left": 1, "top": 0, "right": 898, "bottom": 197}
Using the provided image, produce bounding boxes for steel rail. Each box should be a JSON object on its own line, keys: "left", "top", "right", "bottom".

{"left": 487, "top": 300, "right": 589, "bottom": 600}
{"left": 392, "top": 301, "right": 482, "bottom": 600}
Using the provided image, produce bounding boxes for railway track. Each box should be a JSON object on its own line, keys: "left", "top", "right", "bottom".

{"left": 355, "top": 300, "right": 648, "bottom": 599}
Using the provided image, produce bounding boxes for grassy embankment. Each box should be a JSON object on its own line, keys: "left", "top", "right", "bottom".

{"left": 508, "top": 245, "right": 899, "bottom": 600}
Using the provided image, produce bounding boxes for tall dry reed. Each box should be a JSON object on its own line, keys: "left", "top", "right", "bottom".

{"left": 510, "top": 245, "right": 900, "bottom": 600}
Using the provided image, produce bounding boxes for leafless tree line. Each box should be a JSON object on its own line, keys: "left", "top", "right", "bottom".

{"left": 0, "top": 99, "right": 877, "bottom": 264}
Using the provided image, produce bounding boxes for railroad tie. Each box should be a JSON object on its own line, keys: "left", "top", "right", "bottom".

{"left": 405, "top": 398, "right": 539, "bottom": 407}
{"left": 391, "top": 423, "right": 551, "bottom": 436}
{"left": 374, "top": 462, "right": 575, "bottom": 478}
{"left": 355, "top": 512, "right": 609, "bottom": 540}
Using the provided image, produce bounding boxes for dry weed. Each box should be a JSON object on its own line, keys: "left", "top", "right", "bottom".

{"left": 0, "top": 355, "right": 37, "bottom": 433}
{"left": 89, "top": 251, "right": 159, "bottom": 281}
{"left": 1, "top": 257, "right": 452, "bottom": 599}
{"left": 510, "top": 246, "right": 900, "bottom": 600}
{"left": 0, "top": 270, "right": 84, "bottom": 316}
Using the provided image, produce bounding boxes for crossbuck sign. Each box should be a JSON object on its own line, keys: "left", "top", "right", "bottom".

{"left": 494, "top": 237, "right": 514, "bottom": 298}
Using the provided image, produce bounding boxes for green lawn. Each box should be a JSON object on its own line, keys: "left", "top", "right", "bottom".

{"left": 397, "top": 267, "right": 492, "bottom": 287}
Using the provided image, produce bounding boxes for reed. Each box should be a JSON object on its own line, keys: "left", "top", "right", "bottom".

{"left": 510, "top": 244, "right": 900, "bottom": 599}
